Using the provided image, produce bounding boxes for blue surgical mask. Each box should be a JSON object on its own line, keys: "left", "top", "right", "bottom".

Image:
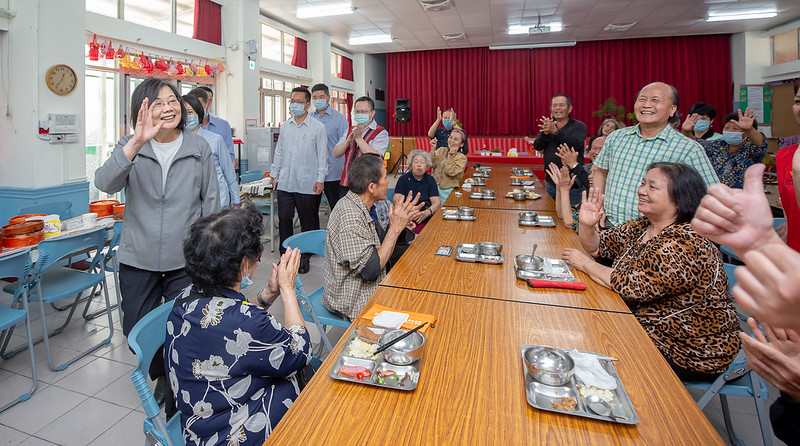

{"left": 289, "top": 103, "right": 306, "bottom": 117}
{"left": 693, "top": 120, "right": 710, "bottom": 132}
{"left": 240, "top": 274, "right": 252, "bottom": 290}
{"left": 354, "top": 113, "right": 370, "bottom": 125}
{"left": 186, "top": 114, "right": 199, "bottom": 131}
{"left": 722, "top": 131, "right": 744, "bottom": 145}
{"left": 443, "top": 119, "right": 452, "bottom": 129}
{"left": 313, "top": 99, "right": 328, "bottom": 110}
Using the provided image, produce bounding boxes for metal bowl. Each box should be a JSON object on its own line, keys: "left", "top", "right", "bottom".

{"left": 378, "top": 330, "right": 425, "bottom": 365}
{"left": 515, "top": 254, "right": 544, "bottom": 271}
{"left": 511, "top": 178, "right": 523, "bottom": 186}
{"left": 519, "top": 211, "right": 538, "bottom": 222}
{"left": 476, "top": 242, "right": 502, "bottom": 256}
{"left": 512, "top": 191, "right": 527, "bottom": 201}
{"left": 482, "top": 189, "right": 496, "bottom": 199}
{"left": 472, "top": 178, "right": 486, "bottom": 186}
{"left": 457, "top": 206, "right": 475, "bottom": 217}
{"left": 524, "top": 346, "right": 574, "bottom": 386}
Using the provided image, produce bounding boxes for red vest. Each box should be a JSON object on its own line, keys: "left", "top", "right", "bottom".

{"left": 777, "top": 143, "right": 799, "bottom": 251}
{"left": 340, "top": 124, "right": 386, "bottom": 186}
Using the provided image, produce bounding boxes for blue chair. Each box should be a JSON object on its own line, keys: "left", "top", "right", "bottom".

{"left": 0, "top": 249, "right": 37, "bottom": 412}
{"left": 127, "top": 301, "right": 183, "bottom": 446}
{"left": 720, "top": 217, "right": 786, "bottom": 263}
{"left": 19, "top": 200, "right": 74, "bottom": 220}
{"left": 82, "top": 221, "right": 124, "bottom": 322}
{"left": 282, "top": 230, "right": 349, "bottom": 353}
{"left": 3, "top": 227, "right": 115, "bottom": 370}
{"left": 240, "top": 170, "right": 263, "bottom": 184}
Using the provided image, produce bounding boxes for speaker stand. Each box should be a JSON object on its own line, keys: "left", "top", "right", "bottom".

{"left": 391, "top": 121, "right": 408, "bottom": 177}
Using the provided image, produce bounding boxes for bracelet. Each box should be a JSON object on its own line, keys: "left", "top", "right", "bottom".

{"left": 256, "top": 289, "right": 271, "bottom": 308}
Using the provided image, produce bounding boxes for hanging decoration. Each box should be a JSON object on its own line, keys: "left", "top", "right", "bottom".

{"left": 88, "top": 34, "right": 100, "bottom": 61}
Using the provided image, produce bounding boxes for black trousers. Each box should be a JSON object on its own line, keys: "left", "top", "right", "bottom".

{"left": 324, "top": 180, "right": 343, "bottom": 210}
{"left": 277, "top": 190, "right": 321, "bottom": 256}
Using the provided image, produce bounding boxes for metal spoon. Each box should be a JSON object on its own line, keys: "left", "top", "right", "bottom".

{"left": 584, "top": 395, "right": 623, "bottom": 421}
{"left": 531, "top": 243, "right": 538, "bottom": 260}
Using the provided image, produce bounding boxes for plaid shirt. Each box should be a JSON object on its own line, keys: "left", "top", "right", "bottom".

{"left": 323, "top": 191, "right": 386, "bottom": 320}
{"left": 595, "top": 124, "right": 719, "bottom": 225}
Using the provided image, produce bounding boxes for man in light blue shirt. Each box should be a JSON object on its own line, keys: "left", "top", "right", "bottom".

{"left": 272, "top": 87, "right": 328, "bottom": 273}
{"left": 310, "top": 83, "right": 349, "bottom": 210}
{"left": 189, "top": 87, "right": 236, "bottom": 162}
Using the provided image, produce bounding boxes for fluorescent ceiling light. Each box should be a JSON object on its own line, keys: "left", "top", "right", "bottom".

{"left": 349, "top": 34, "right": 392, "bottom": 45}
{"left": 296, "top": 2, "right": 354, "bottom": 19}
{"left": 508, "top": 23, "right": 563, "bottom": 35}
{"left": 706, "top": 11, "right": 777, "bottom": 22}
{"left": 490, "top": 41, "right": 576, "bottom": 50}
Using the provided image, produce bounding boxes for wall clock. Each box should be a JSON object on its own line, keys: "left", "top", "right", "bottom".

{"left": 46, "top": 64, "right": 77, "bottom": 96}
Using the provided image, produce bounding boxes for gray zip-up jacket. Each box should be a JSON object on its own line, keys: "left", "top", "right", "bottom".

{"left": 95, "top": 131, "right": 220, "bottom": 271}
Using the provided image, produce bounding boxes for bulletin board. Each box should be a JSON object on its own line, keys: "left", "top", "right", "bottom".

{"left": 769, "top": 83, "right": 800, "bottom": 137}
{"left": 739, "top": 85, "right": 772, "bottom": 125}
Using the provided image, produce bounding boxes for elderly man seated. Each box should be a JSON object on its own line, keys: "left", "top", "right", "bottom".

{"left": 394, "top": 149, "right": 441, "bottom": 233}
{"left": 323, "top": 153, "right": 422, "bottom": 321}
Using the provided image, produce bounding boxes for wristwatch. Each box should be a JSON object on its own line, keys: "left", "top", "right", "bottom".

{"left": 569, "top": 163, "right": 578, "bottom": 170}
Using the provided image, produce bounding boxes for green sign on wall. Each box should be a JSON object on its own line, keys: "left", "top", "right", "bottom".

{"left": 739, "top": 85, "right": 772, "bottom": 125}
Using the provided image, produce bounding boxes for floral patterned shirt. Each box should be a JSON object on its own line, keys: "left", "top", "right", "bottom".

{"left": 698, "top": 134, "right": 767, "bottom": 188}
{"left": 165, "top": 286, "right": 311, "bottom": 445}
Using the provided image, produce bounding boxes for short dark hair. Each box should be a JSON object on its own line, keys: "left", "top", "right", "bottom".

{"left": 199, "top": 86, "right": 213, "bottom": 95}
{"left": 354, "top": 96, "right": 374, "bottom": 111}
{"left": 291, "top": 87, "right": 311, "bottom": 102}
{"left": 552, "top": 94, "right": 572, "bottom": 108}
{"left": 130, "top": 78, "right": 185, "bottom": 130}
{"left": 183, "top": 206, "right": 264, "bottom": 293}
{"left": 688, "top": 102, "right": 717, "bottom": 120}
{"left": 646, "top": 162, "right": 706, "bottom": 224}
{"left": 187, "top": 87, "right": 209, "bottom": 102}
{"left": 311, "top": 83, "right": 330, "bottom": 95}
{"left": 348, "top": 153, "right": 384, "bottom": 194}
{"left": 182, "top": 94, "right": 205, "bottom": 122}
{"left": 722, "top": 111, "right": 758, "bottom": 130}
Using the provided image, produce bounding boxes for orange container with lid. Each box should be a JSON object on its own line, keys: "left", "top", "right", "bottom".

{"left": 2, "top": 221, "right": 44, "bottom": 236}
{"left": 112, "top": 203, "right": 125, "bottom": 220}
{"left": 9, "top": 214, "right": 46, "bottom": 225}
{"left": 3, "top": 230, "right": 44, "bottom": 248}
{"left": 89, "top": 200, "right": 119, "bottom": 218}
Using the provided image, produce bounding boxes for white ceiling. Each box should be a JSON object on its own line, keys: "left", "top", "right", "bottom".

{"left": 259, "top": 0, "right": 800, "bottom": 54}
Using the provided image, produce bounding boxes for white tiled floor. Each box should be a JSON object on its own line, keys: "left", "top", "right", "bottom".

{"left": 0, "top": 186, "right": 789, "bottom": 444}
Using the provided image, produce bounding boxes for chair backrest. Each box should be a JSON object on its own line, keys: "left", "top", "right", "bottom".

{"left": 773, "top": 217, "right": 786, "bottom": 229}
{"left": 0, "top": 249, "right": 32, "bottom": 282}
{"left": 723, "top": 263, "right": 737, "bottom": 292}
{"left": 240, "top": 172, "right": 262, "bottom": 183}
{"left": 19, "top": 201, "right": 74, "bottom": 220}
{"left": 33, "top": 227, "right": 108, "bottom": 276}
{"left": 282, "top": 230, "right": 326, "bottom": 257}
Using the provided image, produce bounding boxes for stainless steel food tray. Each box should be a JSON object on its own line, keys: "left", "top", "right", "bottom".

{"left": 469, "top": 192, "right": 496, "bottom": 200}
{"left": 520, "top": 344, "right": 638, "bottom": 424}
{"left": 518, "top": 216, "right": 556, "bottom": 227}
{"left": 510, "top": 180, "right": 535, "bottom": 186}
{"left": 330, "top": 325, "right": 422, "bottom": 391}
{"left": 442, "top": 210, "right": 476, "bottom": 221}
{"left": 514, "top": 258, "right": 576, "bottom": 281}
{"left": 455, "top": 243, "right": 504, "bottom": 264}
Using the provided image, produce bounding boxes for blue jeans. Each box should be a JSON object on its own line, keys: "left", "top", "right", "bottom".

{"left": 545, "top": 181, "right": 583, "bottom": 207}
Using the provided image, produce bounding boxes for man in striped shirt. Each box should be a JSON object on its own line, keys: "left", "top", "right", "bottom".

{"left": 593, "top": 82, "right": 719, "bottom": 226}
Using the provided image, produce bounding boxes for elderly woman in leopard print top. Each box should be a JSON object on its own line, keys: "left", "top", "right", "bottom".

{"left": 562, "top": 162, "right": 740, "bottom": 382}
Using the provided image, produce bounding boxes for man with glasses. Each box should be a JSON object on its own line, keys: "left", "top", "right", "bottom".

{"left": 333, "top": 96, "right": 389, "bottom": 196}
{"left": 271, "top": 87, "right": 328, "bottom": 274}
{"left": 310, "top": 83, "right": 349, "bottom": 210}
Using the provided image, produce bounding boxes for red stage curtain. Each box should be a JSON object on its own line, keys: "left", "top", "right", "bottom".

{"left": 340, "top": 56, "right": 354, "bottom": 81}
{"left": 193, "top": 0, "right": 222, "bottom": 45}
{"left": 291, "top": 37, "right": 308, "bottom": 69}
{"left": 386, "top": 35, "right": 732, "bottom": 137}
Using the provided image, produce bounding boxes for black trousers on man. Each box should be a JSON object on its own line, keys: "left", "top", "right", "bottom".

{"left": 277, "top": 190, "right": 321, "bottom": 258}
{"left": 324, "top": 180, "right": 343, "bottom": 210}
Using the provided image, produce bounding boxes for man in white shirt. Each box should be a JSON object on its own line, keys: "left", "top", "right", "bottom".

{"left": 333, "top": 96, "right": 389, "bottom": 196}
{"left": 271, "top": 87, "right": 328, "bottom": 273}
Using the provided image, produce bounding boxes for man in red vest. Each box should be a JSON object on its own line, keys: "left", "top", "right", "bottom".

{"left": 333, "top": 96, "right": 389, "bottom": 197}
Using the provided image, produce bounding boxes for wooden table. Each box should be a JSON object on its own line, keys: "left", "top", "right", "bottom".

{"left": 382, "top": 207, "right": 631, "bottom": 313}
{"left": 267, "top": 288, "right": 723, "bottom": 445}
{"left": 444, "top": 165, "right": 556, "bottom": 211}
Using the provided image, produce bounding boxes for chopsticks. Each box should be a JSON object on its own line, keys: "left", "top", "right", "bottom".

{"left": 374, "top": 322, "right": 428, "bottom": 354}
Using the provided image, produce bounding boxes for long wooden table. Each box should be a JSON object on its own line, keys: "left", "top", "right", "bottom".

{"left": 267, "top": 288, "right": 723, "bottom": 445}
{"left": 381, "top": 207, "right": 631, "bottom": 313}
{"left": 444, "top": 165, "right": 555, "bottom": 211}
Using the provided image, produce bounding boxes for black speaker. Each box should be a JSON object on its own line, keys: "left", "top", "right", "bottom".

{"left": 395, "top": 99, "right": 410, "bottom": 122}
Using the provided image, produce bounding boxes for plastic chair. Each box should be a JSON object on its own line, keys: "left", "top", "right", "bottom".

{"left": 82, "top": 221, "right": 124, "bottom": 322}
{"left": 127, "top": 301, "right": 183, "bottom": 446}
{"left": 2, "top": 227, "right": 115, "bottom": 370}
{"left": 0, "top": 249, "right": 37, "bottom": 412}
{"left": 282, "top": 230, "right": 349, "bottom": 353}
{"left": 19, "top": 200, "right": 74, "bottom": 220}
{"left": 720, "top": 217, "right": 786, "bottom": 263}
{"left": 240, "top": 170, "right": 263, "bottom": 184}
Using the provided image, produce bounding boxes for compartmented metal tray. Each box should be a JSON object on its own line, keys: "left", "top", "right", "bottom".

{"left": 469, "top": 191, "right": 496, "bottom": 200}
{"left": 520, "top": 344, "right": 638, "bottom": 424}
{"left": 510, "top": 180, "right": 535, "bottom": 186}
{"left": 518, "top": 216, "right": 556, "bottom": 227}
{"left": 455, "top": 243, "right": 504, "bottom": 264}
{"left": 442, "top": 209, "right": 477, "bottom": 221}
{"left": 329, "top": 325, "right": 422, "bottom": 391}
{"left": 515, "top": 258, "right": 576, "bottom": 281}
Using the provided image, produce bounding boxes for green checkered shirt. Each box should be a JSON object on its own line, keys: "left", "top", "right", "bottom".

{"left": 595, "top": 124, "right": 718, "bottom": 225}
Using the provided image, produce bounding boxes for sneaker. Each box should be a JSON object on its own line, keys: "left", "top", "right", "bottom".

{"left": 299, "top": 256, "right": 310, "bottom": 274}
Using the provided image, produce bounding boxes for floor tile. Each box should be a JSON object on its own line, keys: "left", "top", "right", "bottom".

{"left": 87, "top": 410, "right": 146, "bottom": 446}
{"left": 0, "top": 417, "right": 32, "bottom": 445}
{"left": 93, "top": 373, "right": 142, "bottom": 410}
{"left": 17, "top": 437, "right": 58, "bottom": 446}
{"left": 54, "top": 356, "right": 132, "bottom": 396}
{"left": 35, "top": 398, "right": 130, "bottom": 446}
{"left": 0, "top": 385, "right": 85, "bottom": 434}
{"left": 98, "top": 339, "right": 137, "bottom": 367}
{"left": 0, "top": 374, "right": 40, "bottom": 412}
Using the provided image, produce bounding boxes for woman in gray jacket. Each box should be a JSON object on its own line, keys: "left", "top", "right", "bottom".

{"left": 95, "top": 78, "right": 219, "bottom": 412}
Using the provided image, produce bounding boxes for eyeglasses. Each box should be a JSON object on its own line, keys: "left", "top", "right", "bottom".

{"left": 152, "top": 98, "right": 180, "bottom": 109}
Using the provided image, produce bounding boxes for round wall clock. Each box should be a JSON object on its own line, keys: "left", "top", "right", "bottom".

{"left": 46, "top": 64, "right": 78, "bottom": 96}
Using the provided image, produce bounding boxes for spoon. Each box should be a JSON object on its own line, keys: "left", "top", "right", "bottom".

{"left": 531, "top": 243, "right": 538, "bottom": 260}
{"left": 584, "top": 395, "right": 623, "bottom": 420}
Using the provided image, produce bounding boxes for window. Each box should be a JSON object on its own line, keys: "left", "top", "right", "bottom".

{"left": 87, "top": 0, "right": 195, "bottom": 37}
{"left": 85, "top": 68, "right": 120, "bottom": 201}
{"left": 261, "top": 23, "right": 299, "bottom": 65}
{"left": 86, "top": 0, "right": 118, "bottom": 17}
{"left": 260, "top": 76, "right": 302, "bottom": 126}
{"left": 772, "top": 28, "right": 799, "bottom": 65}
{"left": 175, "top": 0, "right": 195, "bottom": 37}
{"left": 124, "top": 0, "right": 172, "bottom": 33}
{"left": 331, "top": 52, "right": 342, "bottom": 78}
{"left": 331, "top": 89, "right": 349, "bottom": 117}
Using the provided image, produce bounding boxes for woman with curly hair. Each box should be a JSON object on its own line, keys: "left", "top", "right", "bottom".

{"left": 165, "top": 206, "right": 311, "bottom": 445}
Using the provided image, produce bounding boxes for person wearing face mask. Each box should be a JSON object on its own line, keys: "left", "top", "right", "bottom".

{"left": 166, "top": 206, "right": 310, "bottom": 445}
{"left": 188, "top": 87, "right": 235, "bottom": 162}
{"left": 427, "top": 107, "right": 462, "bottom": 150}
{"left": 332, "top": 96, "right": 389, "bottom": 196}
{"left": 271, "top": 87, "right": 328, "bottom": 274}
{"left": 685, "top": 102, "right": 723, "bottom": 141}
{"left": 309, "top": 83, "right": 349, "bottom": 210}
{"left": 681, "top": 108, "right": 766, "bottom": 188}
{"left": 183, "top": 94, "right": 240, "bottom": 208}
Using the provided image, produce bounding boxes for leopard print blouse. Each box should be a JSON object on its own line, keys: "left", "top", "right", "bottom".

{"left": 598, "top": 218, "right": 740, "bottom": 375}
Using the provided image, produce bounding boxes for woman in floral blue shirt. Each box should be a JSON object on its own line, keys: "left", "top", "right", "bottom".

{"left": 682, "top": 108, "right": 767, "bottom": 188}
{"left": 165, "top": 206, "right": 311, "bottom": 445}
